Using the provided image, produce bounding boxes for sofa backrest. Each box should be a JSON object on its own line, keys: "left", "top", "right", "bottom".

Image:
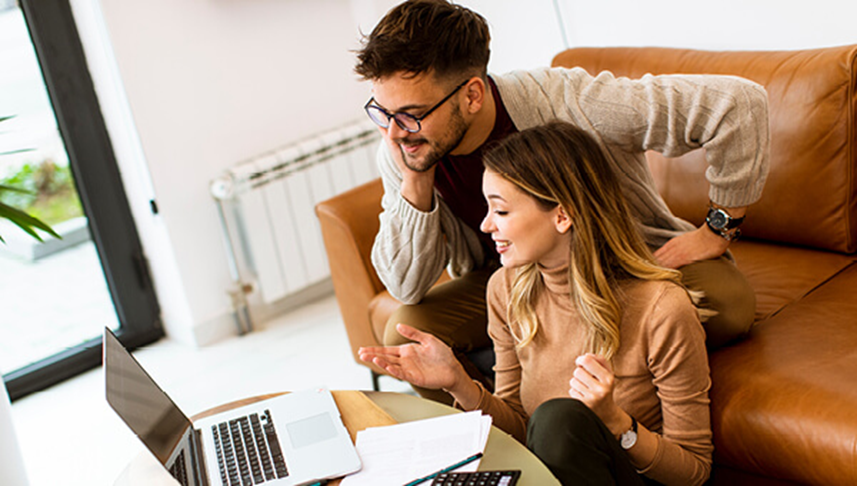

{"left": 552, "top": 45, "right": 857, "bottom": 254}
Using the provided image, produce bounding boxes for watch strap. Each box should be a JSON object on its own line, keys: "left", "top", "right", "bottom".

{"left": 705, "top": 221, "right": 742, "bottom": 241}
{"left": 722, "top": 213, "right": 745, "bottom": 229}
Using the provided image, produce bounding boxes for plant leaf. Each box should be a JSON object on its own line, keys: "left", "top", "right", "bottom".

{"left": 0, "top": 201, "right": 62, "bottom": 242}
{"left": 0, "top": 148, "right": 36, "bottom": 157}
{"left": 0, "top": 184, "right": 35, "bottom": 195}
{"left": 0, "top": 116, "right": 36, "bottom": 157}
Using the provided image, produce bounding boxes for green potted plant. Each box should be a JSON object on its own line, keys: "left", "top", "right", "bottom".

{"left": 0, "top": 184, "right": 61, "bottom": 243}
{"left": 0, "top": 115, "right": 60, "bottom": 243}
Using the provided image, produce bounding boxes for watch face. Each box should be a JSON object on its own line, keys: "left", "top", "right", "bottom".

{"left": 708, "top": 209, "right": 728, "bottom": 229}
{"left": 621, "top": 430, "right": 638, "bottom": 449}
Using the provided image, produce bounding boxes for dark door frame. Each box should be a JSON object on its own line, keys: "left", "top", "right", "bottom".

{"left": 5, "top": 0, "right": 162, "bottom": 400}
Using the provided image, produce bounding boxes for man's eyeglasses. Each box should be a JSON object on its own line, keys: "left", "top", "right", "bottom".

{"left": 364, "top": 79, "right": 469, "bottom": 134}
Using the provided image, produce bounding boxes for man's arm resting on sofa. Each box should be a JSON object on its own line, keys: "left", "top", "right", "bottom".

{"left": 654, "top": 204, "right": 747, "bottom": 269}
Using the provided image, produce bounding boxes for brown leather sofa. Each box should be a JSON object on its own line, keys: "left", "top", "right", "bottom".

{"left": 316, "top": 44, "right": 857, "bottom": 485}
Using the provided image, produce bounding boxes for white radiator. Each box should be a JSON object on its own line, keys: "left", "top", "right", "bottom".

{"left": 210, "top": 119, "right": 380, "bottom": 330}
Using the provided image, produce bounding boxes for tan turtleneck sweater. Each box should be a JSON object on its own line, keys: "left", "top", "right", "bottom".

{"left": 469, "top": 264, "right": 713, "bottom": 485}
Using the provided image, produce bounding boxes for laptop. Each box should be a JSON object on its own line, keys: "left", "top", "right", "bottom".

{"left": 103, "top": 328, "right": 362, "bottom": 486}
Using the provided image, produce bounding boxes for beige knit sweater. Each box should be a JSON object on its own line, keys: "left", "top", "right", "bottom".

{"left": 469, "top": 264, "right": 713, "bottom": 485}
{"left": 371, "top": 67, "right": 770, "bottom": 304}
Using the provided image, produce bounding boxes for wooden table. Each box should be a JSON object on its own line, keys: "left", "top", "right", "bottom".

{"left": 115, "top": 390, "right": 559, "bottom": 485}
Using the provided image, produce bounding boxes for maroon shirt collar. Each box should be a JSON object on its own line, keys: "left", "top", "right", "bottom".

{"left": 433, "top": 76, "right": 518, "bottom": 263}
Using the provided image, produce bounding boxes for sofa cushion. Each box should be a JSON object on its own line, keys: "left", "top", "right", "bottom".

{"left": 708, "top": 262, "right": 857, "bottom": 485}
{"left": 729, "top": 241, "right": 856, "bottom": 320}
{"left": 553, "top": 45, "right": 857, "bottom": 254}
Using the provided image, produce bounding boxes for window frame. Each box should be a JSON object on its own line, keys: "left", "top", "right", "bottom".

{"left": 4, "top": 0, "right": 162, "bottom": 400}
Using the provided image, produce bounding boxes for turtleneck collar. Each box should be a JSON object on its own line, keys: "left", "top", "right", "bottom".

{"left": 539, "top": 263, "right": 570, "bottom": 295}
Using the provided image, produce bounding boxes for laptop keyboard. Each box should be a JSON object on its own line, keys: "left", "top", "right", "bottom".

{"left": 212, "top": 409, "right": 289, "bottom": 485}
{"left": 169, "top": 449, "right": 189, "bottom": 485}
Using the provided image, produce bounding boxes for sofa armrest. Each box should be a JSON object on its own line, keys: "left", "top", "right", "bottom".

{"left": 315, "top": 178, "right": 386, "bottom": 364}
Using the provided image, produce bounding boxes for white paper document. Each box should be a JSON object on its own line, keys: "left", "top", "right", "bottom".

{"left": 340, "top": 411, "right": 492, "bottom": 486}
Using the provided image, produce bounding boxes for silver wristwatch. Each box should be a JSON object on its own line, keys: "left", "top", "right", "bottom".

{"left": 620, "top": 416, "right": 638, "bottom": 450}
{"left": 705, "top": 206, "right": 745, "bottom": 241}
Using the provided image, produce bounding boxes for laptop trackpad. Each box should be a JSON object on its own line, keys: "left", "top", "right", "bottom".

{"left": 287, "top": 412, "right": 338, "bottom": 448}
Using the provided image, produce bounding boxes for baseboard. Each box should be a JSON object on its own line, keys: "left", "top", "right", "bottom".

{"left": 190, "top": 278, "right": 335, "bottom": 347}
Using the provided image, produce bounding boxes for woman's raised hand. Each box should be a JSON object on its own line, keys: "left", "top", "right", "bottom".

{"left": 569, "top": 353, "right": 629, "bottom": 435}
{"left": 358, "top": 323, "right": 467, "bottom": 391}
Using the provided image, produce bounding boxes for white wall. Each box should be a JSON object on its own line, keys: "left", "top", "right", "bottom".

{"left": 557, "top": 0, "right": 856, "bottom": 51}
{"left": 76, "top": 0, "right": 855, "bottom": 345}
{"left": 355, "top": 0, "right": 567, "bottom": 73}
{"left": 82, "top": 0, "right": 378, "bottom": 343}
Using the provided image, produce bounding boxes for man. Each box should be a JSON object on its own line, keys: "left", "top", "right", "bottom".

{"left": 354, "top": 0, "right": 769, "bottom": 403}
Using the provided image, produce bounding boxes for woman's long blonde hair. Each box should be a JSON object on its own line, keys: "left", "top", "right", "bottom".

{"left": 483, "top": 121, "right": 692, "bottom": 359}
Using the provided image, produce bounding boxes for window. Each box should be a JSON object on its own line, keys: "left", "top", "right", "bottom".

{"left": 1, "top": 0, "right": 162, "bottom": 400}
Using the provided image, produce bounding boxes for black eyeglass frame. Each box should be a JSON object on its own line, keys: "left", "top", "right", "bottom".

{"left": 364, "top": 79, "right": 470, "bottom": 134}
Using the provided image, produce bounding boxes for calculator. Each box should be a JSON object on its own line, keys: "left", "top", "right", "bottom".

{"left": 430, "top": 469, "right": 521, "bottom": 485}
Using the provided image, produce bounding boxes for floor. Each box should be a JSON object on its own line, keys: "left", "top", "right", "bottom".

{"left": 9, "top": 293, "right": 410, "bottom": 486}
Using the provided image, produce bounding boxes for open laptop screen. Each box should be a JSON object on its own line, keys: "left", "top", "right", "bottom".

{"left": 104, "top": 328, "right": 191, "bottom": 464}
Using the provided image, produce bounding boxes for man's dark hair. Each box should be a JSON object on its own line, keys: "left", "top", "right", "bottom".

{"left": 354, "top": 0, "right": 491, "bottom": 82}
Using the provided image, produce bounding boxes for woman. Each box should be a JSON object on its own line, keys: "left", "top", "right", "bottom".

{"left": 359, "top": 121, "right": 712, "bottom": 485}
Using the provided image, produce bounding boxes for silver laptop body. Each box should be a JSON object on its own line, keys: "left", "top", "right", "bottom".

{"left": 104, "top": 328, "right": 361, "bottom": 486}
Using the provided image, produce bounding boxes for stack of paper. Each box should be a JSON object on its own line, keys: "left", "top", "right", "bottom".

{"left": 340, "top": 411, "right": 492, "bottom": 485}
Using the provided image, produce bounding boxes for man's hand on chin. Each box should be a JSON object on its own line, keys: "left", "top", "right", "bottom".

{"left": 384, "top": 131, "right": 436, "bottom": 211}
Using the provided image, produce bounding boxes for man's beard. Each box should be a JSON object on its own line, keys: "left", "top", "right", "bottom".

{"left": 397, "top": 107, "right": 469, "bottom": 173}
